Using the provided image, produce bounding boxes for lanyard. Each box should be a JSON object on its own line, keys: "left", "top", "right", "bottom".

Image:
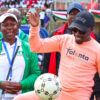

{"left": 2, "top": 39, "right": 17, "bottom": 79}
{"left": 17, "top": 29, "right": 21, "bottom": 37}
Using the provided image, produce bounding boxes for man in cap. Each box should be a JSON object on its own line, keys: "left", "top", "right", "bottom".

{"left": 41, "top": 6, "right": 100, "bottom": 100}
{"left": 41, "top": 3, "right": 85, "bottom": 75}
{"left": 14, "top": 10, "right": 100, "bottom": 100}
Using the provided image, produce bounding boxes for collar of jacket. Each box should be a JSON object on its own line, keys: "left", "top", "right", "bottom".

{"left": 54, "top": 23, "right": 68, "bottom": 35}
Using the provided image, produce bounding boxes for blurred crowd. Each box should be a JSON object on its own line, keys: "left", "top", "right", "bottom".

{"left": 0, "top": 0, "right": 54, "bottom": 8}
{"left": 0, "top": 0, "right": 53, "bottom": 27}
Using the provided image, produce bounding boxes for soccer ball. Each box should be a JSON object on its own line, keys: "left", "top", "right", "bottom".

{"left": 34, "top": 73, "right": 62, "bottom": 100}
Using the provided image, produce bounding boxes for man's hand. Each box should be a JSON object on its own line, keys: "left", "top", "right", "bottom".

{"left": 26, "top": 10, "right": 39, "bottom": 27}
{"left": 0, "top": 81, "right": 22, "bottom": 94}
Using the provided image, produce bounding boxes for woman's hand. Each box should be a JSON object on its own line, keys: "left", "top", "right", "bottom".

{"left": 26, "top": 10, "right": 39, "bottom": 27}
{"left": 0, "top": 81, "right": 22, "bottom": 94}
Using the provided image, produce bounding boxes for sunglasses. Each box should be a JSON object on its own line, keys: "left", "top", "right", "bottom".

{"left": 72, "top": 28, "right": 86, "bottom": 35}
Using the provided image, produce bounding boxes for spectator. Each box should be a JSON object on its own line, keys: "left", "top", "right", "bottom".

{"left": 90, "top": 30, "right": 100, "bottom": 100}
{"left": 90, "top": 72, "right": 100, "bottom": 100}
{"left": 39, "top": 8, "right": 45, "bottom": 27}
{"left": 45, "top": 6, "right": 51, "bottom": 18}
{"left": 0, "top": 12, "right": 41, "bottom": 100}
{"left": 7, "top": 8, "right": 29, "bottom": 42}
{"left": 15, "top": 2, "right": 20, "bottom": 8}
{"left": 7, "top": 8, "right": 46, "bottom": 68}
{"left": 9, "top": 2, "right": 15, "bottom": 8}
{"left": 21, "top": 2, "right": 27, "bottom": 8}
{"left": 41, "top": 3, "right": 100, "bottom": 77}
{"left": 21, "top": 15, "right": 27, "bottom": 24}
{"left": 41, "top": 3, "right": 84, "bottom": 75}
{"left": 44, "top": 13, "right": 50, "bottom": 29}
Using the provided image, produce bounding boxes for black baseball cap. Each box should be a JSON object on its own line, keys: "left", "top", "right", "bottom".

{"left": 69, "top": 11, "right": 95, "bottom": 32}
{"left": 67, "top": 3, "right": 84, "bottom": 14}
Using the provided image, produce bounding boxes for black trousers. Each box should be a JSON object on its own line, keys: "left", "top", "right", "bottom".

{"left": 90, "top": 73, "right": 100, "bottom": 100}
